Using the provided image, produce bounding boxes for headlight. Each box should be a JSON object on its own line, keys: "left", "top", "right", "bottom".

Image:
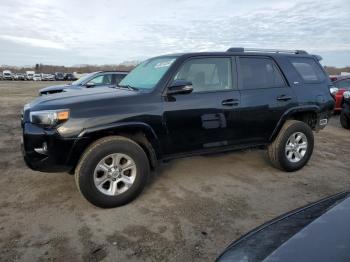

{"left": 330, "top": 87, "right": 339, "bottom": 96}
{"left": 30, "top": 109, "right": 69, "bottom": 127}
{"left": 344, "top": 91, "right": 350, "bottom": 100}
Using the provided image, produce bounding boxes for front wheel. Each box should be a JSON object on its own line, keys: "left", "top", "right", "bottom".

{"left": 340, "top": 111, "right": 350, "bottom": 129}
{"left": 268, "top": 120, "right": 314, "bottom": 172}
{"left": 75, "top": 136, "right": 150, "bottom": 208}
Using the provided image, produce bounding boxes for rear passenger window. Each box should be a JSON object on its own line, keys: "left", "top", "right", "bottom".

{"left": 289, "top": 58, "right": 325, "bottom": 82}
{"left": 114, "top": 74, "right": 126, "bottom": 84}
{"left": 239, "top": 57, "right": 285, "bottom": 89}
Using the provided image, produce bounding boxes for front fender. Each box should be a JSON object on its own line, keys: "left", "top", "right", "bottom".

{"left": 77, "top": 121, "right": 158, "bottom": 141}
{"left": 66, "top": 122, "right": 160, "bottom": 172}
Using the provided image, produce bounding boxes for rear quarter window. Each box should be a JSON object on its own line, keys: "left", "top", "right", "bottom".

{"left": 289, "top": 57, "right": 326, "bottom": 83}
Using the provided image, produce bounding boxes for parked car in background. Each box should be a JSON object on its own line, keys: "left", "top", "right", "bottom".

{"left": 16, "top": 73, "right": 26, "bottom": 80}
{"left": 0, "top": 72, "right": 2, "bottom": 80}
{"left": 33, "top": 74, "right": 42, "bottom": 81}
{"left": 22, "top": 48, "right": 334, "bottom": 207}
{"left": 54, "top": 72, "right": 65, "bottom": 81}
{"left": 25, "top": 71, "right": 35, "bottom": 80}
{"left": 41, "top": 73, "right": 47, "bottom": 81}
{"left": 65, "top": 73, "right": 77, "bottom": 81}
{"left": 2, "top": 70, "right": 13, "bottom": 80}
{"left": 39, "top": 71, "right": 128, "bottom": 95}
{"left": 41, "top": 73, "right": 55, "bottom": 81}
{"left": 331, "top": 76, "right": 350, "bottom": 112}
{"left": 217, "top": 191, "right": 350, "bottom": 262}
{"left": 340, "top": 90, "right": 350, "bottom": 129}
{"left": 47, "top": 74, "right": 55, "bottom": 81}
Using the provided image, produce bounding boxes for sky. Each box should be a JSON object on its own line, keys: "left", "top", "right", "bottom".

{"left": 0, "top": 0, "right": 349, "bottom": 67}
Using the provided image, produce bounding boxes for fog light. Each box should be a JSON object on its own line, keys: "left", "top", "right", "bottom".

{"left": 34, "top": 142, "right": 48, "bottom": 155}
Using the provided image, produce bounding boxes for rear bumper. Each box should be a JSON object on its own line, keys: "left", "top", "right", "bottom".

{"left": 21, "top": 123, "right": 77, "bottom": 173}
{"left": 316, "top": 111, "right": 332, "bottom": 131}
{"left": 342, "top": 102, "right": 350, "bottom": 117}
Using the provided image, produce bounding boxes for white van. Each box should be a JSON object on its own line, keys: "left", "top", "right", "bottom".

{"left": 2, "top": 70, "right": 13, "bottom": 80}
{"left": 25, "top": 71, "right": 35, "bottom": 80}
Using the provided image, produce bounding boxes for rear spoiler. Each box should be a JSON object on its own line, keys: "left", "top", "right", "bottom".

{"left": 312, "top": 54, "right": 323, "bottom": 61}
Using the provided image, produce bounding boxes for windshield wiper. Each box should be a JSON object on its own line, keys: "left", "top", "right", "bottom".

{"left": 117, "top": 84, "right": 139, "bottom": 91}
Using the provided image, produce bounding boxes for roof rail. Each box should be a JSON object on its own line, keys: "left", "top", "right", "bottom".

{"left": 226, "top": 47, "right": 308, "bottom": 55}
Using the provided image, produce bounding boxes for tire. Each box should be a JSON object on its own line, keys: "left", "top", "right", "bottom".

{"left": 267, "top": 120, "right": 314, "bottom": 172}
{"left": 340, "top": 111, "right": 350, "bottom": 129}
{"left": 75, "top": 136, "right": 150, "bottom": 208}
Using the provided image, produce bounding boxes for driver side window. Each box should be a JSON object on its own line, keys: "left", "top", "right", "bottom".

{"left": 174, "top": 57, "right": 232, "bottom": 92}
{"left": 88, "top": 74, "right": 112, "bottom": 85}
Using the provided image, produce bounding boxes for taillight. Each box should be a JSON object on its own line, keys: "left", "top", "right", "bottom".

{"left": 329, "top": 87, "right": 339, "bottom": 96}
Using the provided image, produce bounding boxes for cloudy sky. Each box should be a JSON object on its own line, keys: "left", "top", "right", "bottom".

{"left": 0, "top": 0, "right": 349, "bottom": 67}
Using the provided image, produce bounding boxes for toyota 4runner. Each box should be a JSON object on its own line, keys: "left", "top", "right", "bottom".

{"left": 21, "top": 48, "right": 335, "bottom": 208}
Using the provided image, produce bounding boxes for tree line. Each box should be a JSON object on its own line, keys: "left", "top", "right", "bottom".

{"left": 1, "top": 63, "right": 349, "bottom": 76}
{"left": 0, "top": 63, "right": 136, "bottom": 73}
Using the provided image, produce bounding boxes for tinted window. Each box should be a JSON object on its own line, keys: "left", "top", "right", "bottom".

{"left": 239, "top": 57, "right": 285, "bottom": 89}
{"left": 334, "top": 79, "right": 350, "bottom": 89}
{"left": 88, "top": 74, "right": 112, "bottom": 85}
{"left": 174, "top": 57, "right": 232, "bottom": 92}
{"left": 114, "top": 74, "right": 126, "bottom": 84}
{"left": 290, "top": 58, "right": 325, "bottom": 82}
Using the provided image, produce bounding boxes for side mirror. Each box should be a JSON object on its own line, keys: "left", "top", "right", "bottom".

{"left": 167, "top": 80, "right": 193, "bottom": 95}
{"left": 85, "top": 82, "right": 95, "bottom": 88}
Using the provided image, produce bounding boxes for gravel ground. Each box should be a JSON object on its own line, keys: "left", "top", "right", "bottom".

{"left": 0, "top": 81, "right": 349, "bottom": 262}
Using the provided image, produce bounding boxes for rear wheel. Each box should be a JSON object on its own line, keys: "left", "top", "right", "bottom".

{"left": 340, "top": 111, "right": 350, "bottom": 129}
{"left": 268, "top": 120, "right": 314, "bottom": 172}
{"left": 75, "top": 136, "right": 150, "bottom": 208}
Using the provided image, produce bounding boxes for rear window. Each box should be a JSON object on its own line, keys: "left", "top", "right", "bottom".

{"left": 290, "top": 57, "right": 325, "bottom": 82}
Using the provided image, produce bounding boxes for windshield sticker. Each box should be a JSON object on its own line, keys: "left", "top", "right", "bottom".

{"left": 154, "top": 59, "right": 175, "bottom": 68}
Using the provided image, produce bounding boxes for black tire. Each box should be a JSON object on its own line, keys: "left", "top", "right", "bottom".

{"left": 340, "top": 111, "right": 350, "bottom": 129}
{"left": 75, "top": 136, "right": 150, "bottom": 208}
{"left": 267, "top": 120, "right": 314, "bottom": 172}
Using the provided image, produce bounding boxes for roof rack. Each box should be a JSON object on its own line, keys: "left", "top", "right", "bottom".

{"left": 226, "top": 47, "right": 308, "bottom": 55}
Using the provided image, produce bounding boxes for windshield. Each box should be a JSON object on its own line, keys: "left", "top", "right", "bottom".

{"left": 119, "top": 56, "right": 177, "bottom": 89}
{"left": 71, "top": 72, "right": 96, "bottom": 85}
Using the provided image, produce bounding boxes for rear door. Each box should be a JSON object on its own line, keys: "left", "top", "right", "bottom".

{"left": 237, "top": 56, "right": 296, "bottom": 144}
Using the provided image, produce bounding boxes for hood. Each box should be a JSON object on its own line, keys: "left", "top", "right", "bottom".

{"left": 27, "top": 87, "right": 138, "bottom": 111}
{"left": 39, "top": 84, "right": 75, "bottom": 93}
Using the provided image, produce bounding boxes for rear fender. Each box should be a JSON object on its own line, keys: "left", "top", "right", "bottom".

{"left": 269, "top": 106, "right": 320, "bottom": 142}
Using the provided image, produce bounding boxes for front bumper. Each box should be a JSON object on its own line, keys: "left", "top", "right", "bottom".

{"left": 21, "top": 123, "right": 77, "bottom": 172}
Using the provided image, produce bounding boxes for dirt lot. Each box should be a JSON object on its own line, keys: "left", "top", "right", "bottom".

{"left": 0, "top": 81, "right": 349, "bottom": 261}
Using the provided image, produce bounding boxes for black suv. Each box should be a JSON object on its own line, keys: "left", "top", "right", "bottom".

{"left": 21, "top": 48, "right": 335, "bottom": 208}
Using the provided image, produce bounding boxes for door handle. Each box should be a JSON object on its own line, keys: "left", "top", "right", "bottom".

{"left": 222, "top": 99, "right": 239, "bottom": 106}
{"left": 277, "top": 95, "right": 292, "bottom": 101}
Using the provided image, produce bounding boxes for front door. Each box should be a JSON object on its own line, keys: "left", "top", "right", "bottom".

{"left": 162, "top": 57, "right": 241, "bottom": 155}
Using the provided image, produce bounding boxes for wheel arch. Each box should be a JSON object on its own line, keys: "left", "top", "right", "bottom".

{"left": 68, "top": 122, "right": 160, "bottom": 173}
{"left": 269, "top": 106, "right": 320, "bottom": 142}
